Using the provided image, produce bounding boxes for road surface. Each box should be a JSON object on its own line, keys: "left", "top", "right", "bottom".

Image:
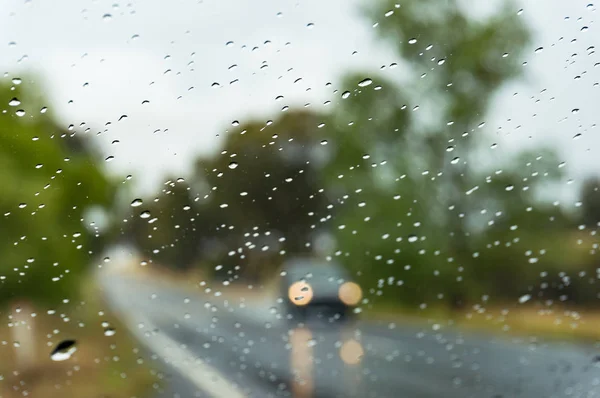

{"left": 98, "top": 272, "right": 600, "bottom": 398}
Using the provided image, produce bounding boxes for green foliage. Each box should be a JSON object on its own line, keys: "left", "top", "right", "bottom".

{"left": 127, "top": 0, "right": 599, "bottom": 308}
{"left": 0, "top": 77, "right": 116, "bottom": 307}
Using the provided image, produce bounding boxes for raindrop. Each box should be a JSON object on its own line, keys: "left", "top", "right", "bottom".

{"left": 104, "top": 327, "right": 116, "bottom": 336}
{"left": 105, "top": 156, "right": 114, "bottom": 162}
{"left": 140, "top": 211, "right": 151, "bottom": 219}
{"left": 408, "top": 38, "right": 417, "bottom": 44}
{"left": 572, "top": 108, "right": 580, "bottom": 114}
{"left": 306, "top": 22, "right": 315, "bottom": 29}
{"left": 358, "top": 78, "right": 373, "bottom": 87}
{"left": 518, "top": 294, "right": 531, "bottom": 304}
{"left": 228, "top": 162, "right": 238, "bottom": 169}
{"left": 437, "top": 59, "right": 446, "bottom": 65}
{"left": 342, "top": 91, "right": 351, "bottom": 99}
{"left": 130, "top": 199, "right": 143, "bottom": 207}
{"left": 102, "top": 13, "right": 112, "bottom": 21}
{"left": 118, "top": 114, "right": 128, "bottom": 122}
{"left": 211, "top": 82, "right": 221, "bottom": 88}
{"left": 12, "top": 78, "right": 22, "bottom": 85}
{"left": 408, "top": 235, "right": 418, "bottom": 243}
{"left": 581, "top": 26, "right": 589, "bottom": 32}
{"left": 8, "top": 98, "right": 20, "bottom": 106}
{"left": 50, "top": 340, "right": 77, "bottom": 361}
{"left": 15, "top": 109, "right": 25, "bottom": 117}
{"left": 535, "top": 47, "right": 544, "bottom": 53}
{"left": 40, "top": 107, "right": 47, "bottom": 114}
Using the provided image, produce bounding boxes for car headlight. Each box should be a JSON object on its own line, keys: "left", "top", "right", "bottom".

{"left": 288, "top": 281, "right": 313, "bottom": 306}
{"left": 338, "top": 281, "right": 362, "bottom": 306}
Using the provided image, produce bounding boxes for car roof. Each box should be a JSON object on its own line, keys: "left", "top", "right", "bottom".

{"left": 282, "top": 258, "right": 349, "bottom": 279}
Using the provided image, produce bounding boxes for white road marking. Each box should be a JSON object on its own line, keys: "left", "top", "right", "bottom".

{"left": 118, "top": 308, "right": 247, "bottom": 398}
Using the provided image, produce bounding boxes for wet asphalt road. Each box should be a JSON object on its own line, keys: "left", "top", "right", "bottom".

{"left": 99, "top": 273, "right": 600, "bottom": 398}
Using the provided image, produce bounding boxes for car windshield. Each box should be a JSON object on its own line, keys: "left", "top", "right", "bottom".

{"left": 1, "top": 1, "right": 600, "bottom": 397}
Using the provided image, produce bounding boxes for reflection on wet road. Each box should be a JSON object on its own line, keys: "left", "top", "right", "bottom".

{"left": 100, "top": 273, "right": 600, "bottom": 398}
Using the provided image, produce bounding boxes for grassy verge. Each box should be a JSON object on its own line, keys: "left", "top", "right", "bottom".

{"left": 0, "top": 273, "right": 158, "bottom": 398}
{"left": 363, "top": 302, "right": 600, "bottom": 342}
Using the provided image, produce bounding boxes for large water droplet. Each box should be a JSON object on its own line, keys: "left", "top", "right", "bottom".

{"left": 131, "top": 199, "right": 143, "bottom": 207}
{"left": 140, "top": 211, "right": 151, "bottom": 219}
{"left": 8, "top": 98, "right": 20, "bottom": 106}
{"left": 358, "top": 78, "right": 373, "bottom": 87}
{"left": 50, "top": 340, "right": 77, "bottom": 361}
{"left": 15, "top": 109, "right": 25, "bottom": 117}
{"left": 518, "top": 294, "right": 531, "bottom": 304}
{"left": 104, "top": 327, "right": 116, "bottom": 336}
{"left": 228, "top": 162, "right": 238, "bottom": 169}
{"left": 342, "top": 91, "right": 351, "bottom": 99}
{"left": 408, "top": 235, "right": 418, "bottom": 243}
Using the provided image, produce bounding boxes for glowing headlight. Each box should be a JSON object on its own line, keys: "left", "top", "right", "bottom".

{"left": 338, "top": 281, "right": 362, "bottom": 306}
{"left": 288, "top": 281, "right": 313, "bottom": 306}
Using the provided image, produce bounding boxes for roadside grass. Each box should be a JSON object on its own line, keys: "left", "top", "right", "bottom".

{"left": 363, "top": 302, "right": 600, "bottom": 343}
{"left": 0, "top": 273, "right": 158, "bottom": 398}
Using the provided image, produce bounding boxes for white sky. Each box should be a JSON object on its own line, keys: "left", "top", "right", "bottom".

{"left": 1, "top": 0, "right": 599, "bottom": 201}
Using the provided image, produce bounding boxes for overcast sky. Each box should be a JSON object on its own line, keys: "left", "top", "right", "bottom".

{"left": 1, "top": 0, "right": 599, "bottom": 202}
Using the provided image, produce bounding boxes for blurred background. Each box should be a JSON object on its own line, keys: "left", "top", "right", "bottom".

{"left": 1, "top": 0, "right": 600, "bottom": 397}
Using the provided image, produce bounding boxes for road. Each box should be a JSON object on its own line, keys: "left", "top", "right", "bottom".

{"left": 98, "top": 272, "right": 600, "bottom": 398}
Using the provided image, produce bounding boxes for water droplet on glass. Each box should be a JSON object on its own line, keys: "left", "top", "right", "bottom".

{"left": 104, "top": 327, "right": 116, "bottom": 336}
{"left": 140, "top": 211, "right": 151, "bottom": 219}
{"left": 437, "top": 59, "right": 446, "bottom": 65}
{"left": 50, "top": 340, "right": 77, "bottom": 361}
{"left": 8, "top": 98, "right": 20, "bottom": 106}
{"left": 572, "top": 108, "right": 580, "bottom": 114}
{"left": 535, "top": 47, "right": 544, "bottom": 53}
{"left": 518, "top": 294, "right": 531, "bottom": 304}
{"left": 408, "top": 38, "right": 417, "bottom": 44}
{"left": 342, "top": 91, "right": 351, "bottom": 99}
{"left": 228, "top": 162, "right": 238, "bottom": 169}
{"left": 226, "top": 41, "right": 234, "bottom": 47}
{"left": 358, "top": 78, "right": 372, "bottom": 87}
{"left": 306, "top": 22, "right": 315, "bottom": 29}
{"left": 102, "top": 13, "right": 112, "bottom": 21}
{"left": 12, "top": 77, "right": 22, "bottom": 85}
{"left": 40, "top": 107, "right": 47, "bottom": 114}
{"left": 130, "top": 199, "right": 143, "bottom": 207}
{"left": 408, "top": 235, "right": 418, "bottom": 243}
{"left": 15, "top": 109, "right": 25, "bottom": 117}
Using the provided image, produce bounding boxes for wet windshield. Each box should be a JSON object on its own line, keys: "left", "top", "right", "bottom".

{"left": 1, "top": 0, "right": 599, "bottom": 397}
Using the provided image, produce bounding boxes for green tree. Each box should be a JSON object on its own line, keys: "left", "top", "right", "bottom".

{"left": 0, "top": 76, "right": 116, "bottom": 307}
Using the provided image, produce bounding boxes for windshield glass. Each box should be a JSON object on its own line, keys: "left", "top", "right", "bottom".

{"left": 1, "top": 1, "right": 599, "bottom": 397}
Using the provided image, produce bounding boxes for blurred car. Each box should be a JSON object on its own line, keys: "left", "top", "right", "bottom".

{"left": 280, "top": 258, "right": 362, "bottom": 322}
